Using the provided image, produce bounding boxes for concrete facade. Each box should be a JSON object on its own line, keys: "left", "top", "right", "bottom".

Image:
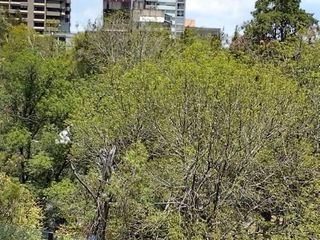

{"left": 0, "top": 0, "right": 71, "bottom": 33}
{"left": 103, "top": 0, "right": 186, "bottom": 36}
{"left": 103, "top": 0, "right": 132, "bottom": 13}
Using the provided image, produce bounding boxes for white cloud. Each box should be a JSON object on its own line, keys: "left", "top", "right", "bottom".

{"left": 187, "top": 0, "right": 255, "bottom": 15}
{"left": 186, "top": 0, "right": 255, "bottom": 35}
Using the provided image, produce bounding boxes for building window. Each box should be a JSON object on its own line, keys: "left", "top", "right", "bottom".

{"left": 34, "top": 14, "right": 44, "bottom": 19}
{"left": 177, "top": 10, "right": 184, "bottom": 17}
{"left": 177, "top": 3, "right": 184, "bottom": 10}
{"left": 34, "top": 6, "right": 45, "bottom": 11}
{"left": 34, "top": 21, "right": 44, "bottom": 27}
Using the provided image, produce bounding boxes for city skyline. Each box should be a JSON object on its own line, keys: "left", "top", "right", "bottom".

{"left": 71, "top": 0, "right": 320, "bottom": 35}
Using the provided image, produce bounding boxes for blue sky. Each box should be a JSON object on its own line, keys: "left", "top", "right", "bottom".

{"left": 71, "top": 0, "right": 320, "bottom": 35}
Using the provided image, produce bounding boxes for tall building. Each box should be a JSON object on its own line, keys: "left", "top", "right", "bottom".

{"left": 145, "top": 0, "right": 186, "bottom": 35}
{"left": 0, "top": 0, "right": 71, "bottom": 34}
{"left": 103, "top": 0, "right": 186, "bottom": 36}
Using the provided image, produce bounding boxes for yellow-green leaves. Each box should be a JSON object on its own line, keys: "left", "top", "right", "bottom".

{"left": 28, "top": 153, "right": 53, "bottom": 175}
{"left": 2, "top": 127, "right": 31, "bottom": 150}
{"left": 0, "top": 173, "right": 42, "bottom": 228}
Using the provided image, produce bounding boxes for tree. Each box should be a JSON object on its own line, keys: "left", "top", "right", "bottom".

{"left": 244, "top": 0, "right": 317, "bottom": 42}
{"left": 0, "top": 7, "right": 29, "bottom": 46}
{"left": 58, "top": 40, "right": 319, "bottom": 239}
{"left": 0, "top": 26, "right": 72, "bottom": 185}
{"left": 0, "top": 8, "right": 10, "bottom": 45}
{"left": 72, "top": 12, "right": 171, "bottom": 76}
{"left": 1, "top": 14, "right": 320, "bottom": 239}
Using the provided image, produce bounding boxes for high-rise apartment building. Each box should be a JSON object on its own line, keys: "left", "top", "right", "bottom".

{"left": 103, "top": 0, "right": 186, "bottom": 35}
{"left": 0, "top": 0, "right": 71, "bottom": 33}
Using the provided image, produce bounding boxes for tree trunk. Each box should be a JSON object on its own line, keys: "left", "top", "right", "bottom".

{"left": 78, "top": 146, "right": 116, "bottom": 240}
{"left": 91, "top": 196, "right": 112, "bottom": 240}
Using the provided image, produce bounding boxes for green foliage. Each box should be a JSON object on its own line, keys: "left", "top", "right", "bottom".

{"left": 0, "top": 173, "right": 42, "bottom": 230}
{"left": 0, "top": 8, "right": 10, "bottom": 45}
{"left": 64, "top": 39, "right": 319, "bottom": 239}
{"left": 0, "top": 12, "right": 319, "bottom": 240}
{"left": 244, "top": 0, "right": 317, "bottom": 42}
{"left": 2, "top": 127, "right": 31, "bottom": 150}
{"left": 0, "top": 25, "right": 73, "bottom": 185}
{"left": 45, "top": 179, "right": 95, "bottom": 235}
{"left": 0, "top": 224, "right": 42, "bottom": 240}
{"left": 28, "top": 153, "right": 54, "bottom": 175}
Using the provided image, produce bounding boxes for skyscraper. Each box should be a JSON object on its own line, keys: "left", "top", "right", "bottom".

{"left": 103, "top": 0, "right": 186, "bottom": 35}
{"left": 0, "top": 0, "right": 71, "bottom": 34}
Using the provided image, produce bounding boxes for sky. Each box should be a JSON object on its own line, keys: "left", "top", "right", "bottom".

{"left": 71, "top": 0, "right": 320, "bottom": 35}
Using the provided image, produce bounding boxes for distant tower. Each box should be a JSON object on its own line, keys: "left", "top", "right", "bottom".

{"left": 0, "top": 0, "right": 71, "bottom": 34}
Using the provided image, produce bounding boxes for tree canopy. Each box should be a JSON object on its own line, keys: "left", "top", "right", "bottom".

{"left": 0, "top": 5, "right": 320, "bottom": 240}
{"left": 244, "top": 0, "right": 317, "bottom": 42}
